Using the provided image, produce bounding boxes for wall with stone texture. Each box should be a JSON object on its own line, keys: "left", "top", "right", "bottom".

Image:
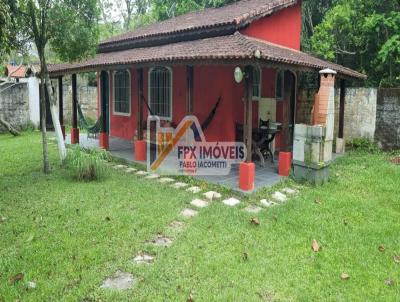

{"left": 296, "top": 87, "right": 378, "bottom": 142}
{"left": 0, "top": 82, "right": 30, "bottom": 132}
{"left": 375, "top": 89, "right": 400, "bottom": 150}
{"left": 53, "top": 83, "right": 98, "bottom": 124}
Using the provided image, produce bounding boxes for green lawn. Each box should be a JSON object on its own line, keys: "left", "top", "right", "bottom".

{"left": 0, "top": 132, "right": 399, "bottom": 301}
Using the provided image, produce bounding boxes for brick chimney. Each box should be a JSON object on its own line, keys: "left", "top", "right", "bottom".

{"left": 313, "top": 69, "right": 336, "bottom": 141}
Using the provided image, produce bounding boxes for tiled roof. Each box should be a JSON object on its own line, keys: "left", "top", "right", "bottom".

{"left": 99, "top": 0, "right": 297, "bottom": 52}
{"left": 5, "top": 65, "right": 31, "bottom": 78}
{"left": 48, "top": 32, "right": 366, "bottom": 79}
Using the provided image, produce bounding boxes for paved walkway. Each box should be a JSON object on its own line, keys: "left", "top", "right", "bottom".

{"left": 66, "top": 133, "right": 282, "bottom": 192}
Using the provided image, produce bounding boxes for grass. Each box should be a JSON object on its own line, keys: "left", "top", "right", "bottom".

{"left": 0, "top": 132, "right": 399, "bottom": 301}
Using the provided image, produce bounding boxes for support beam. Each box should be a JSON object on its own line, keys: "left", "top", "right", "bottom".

{"left": 239, "top": 66, "right": 255, "bottom": 192}
{"left": 58, "top": 76, "right": 65, "bottom": 139}
{"left": 244, "top": 66, "right": 253, "bottom": 163}
{"left": 71, "top": 74, "right": 79, "bottom": 144}
{"left": 186, "top": 66, "right": 194, "bottom": 115}
{"left": 99, "top": 71, "right": 109, "bottom": 149}
{"left": 135, "top": 68, "right": 146, "bottom": 161}
{"left": 338, "top": 79, "right": 346, "bottom": 139}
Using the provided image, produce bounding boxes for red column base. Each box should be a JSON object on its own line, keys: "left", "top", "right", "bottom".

{"left": 278, "top": 152, "right": 292, "bottom": 177}
{"left": 71, "top": 128, "right": 80, "bottom": 144}
{"left": 239, "top": 162, "right": 255, "bottom": 191}
{"left": 135, "top": 140, "right": 147, "bottom": 161}
{"left": 61, "top": 125, "right": 66, "bottom": 140}
{"left": 99, "top": 132, "right": 109, "bottom": 150}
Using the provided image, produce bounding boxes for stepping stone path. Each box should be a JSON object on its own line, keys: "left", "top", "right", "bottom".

{"left": 100, "top": 270, "right": 136, "bottom": 291}
{"left": 114, "top": 165, "right": 127, "bottom": 170}
{"left": 171, "top": 182, "right": 188, "bottom": 189}
{"left": 133, "top": 253, "right": 155, "bottom": 264}
{"left": 190, "top": 199, "right": 209, "bottom": 208}
{"left": 158, "top": 177, "right": 175, "bottom": 184}
{"left": 260, "top": 199, "right": 277, "bottom": 207}
{"left": 187, "top": 186, "right": 201, "bottom": 194}
{"left": 150, "top": 236, "right": 173, "bottom": 247}
{"left": 145, "top": 174, "right": 160, "bottom": 180}
{"left": 203, "top": 191, "right": 221, "bottom": 200}
{"left": 272, "top": 191, "right": 287, "bottom": 203}
{"left": 136, "top": 171, "right": 148, "bottom": 176}
{"left": 281, "top": 188, "right": 298, "bottom": 195}
{"left": 244, "top": 205, "right": 263, "bottom": 213}
{"left": 168, "top": 220, "right": 185, "bottom": 232}
{"left": 126, "top": 168, "right": 137, "bottom": 173}
{"left": 180, "top": 208, "right": 198, "bottom": 218}
{"left": 222, "top": 198, "right": 241, "bottom": 207}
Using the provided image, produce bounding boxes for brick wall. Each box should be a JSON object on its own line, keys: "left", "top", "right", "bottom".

{"left": 375, "top": 88, "right": 400, "bottom": 150}
{"left": 0, "top": 82, "right": 30, "bottom": 132}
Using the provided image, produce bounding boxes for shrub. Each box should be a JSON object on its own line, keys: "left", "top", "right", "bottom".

{"left": 64, "top": 146, "right": 110, "bottom": 181}
{"left": 346, "top": 137, "right": 380, "bottom": 153}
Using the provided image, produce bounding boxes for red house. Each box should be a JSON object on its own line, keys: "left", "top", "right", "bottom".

{"left": 49, "top": 0, "right": 365, "bottom": 191}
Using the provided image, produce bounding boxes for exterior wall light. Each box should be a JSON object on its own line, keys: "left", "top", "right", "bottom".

{"left": 234, "top": 67, "right": 244, "bottom": 83}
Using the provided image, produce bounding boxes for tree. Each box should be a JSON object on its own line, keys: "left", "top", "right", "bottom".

{"left": 3, "top": 0, "right": 99, "bottom": 173}
{"left": 310, "top": 0, "right": 400, "bottom": 87}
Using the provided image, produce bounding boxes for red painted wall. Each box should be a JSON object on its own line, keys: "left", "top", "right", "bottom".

{"left": 106, "top": 65, "right": 281, "bottom": 143}
{"left": 240, "top": 2, "right": 302, "bottom": 50}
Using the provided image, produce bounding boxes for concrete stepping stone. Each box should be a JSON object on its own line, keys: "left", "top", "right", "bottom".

{"left": 203, "top": 191, "right": 222, "bottom": 200}
{"left": 133, "top": 252, "right": 155, "bottom": 264}
{"left": 190, "top": 199, "right": 209, "bottom": 208}
{"left": 187, "top": 186, "right": 201, "bottom": 194}
{"left": 158, "top": 177, "right": 175, "bottom": 184}
{"left": 113, "top": 164, "right": 127, "bottom": 170}
{"left": 222, "top": 198, "right": 240, "bottom": 207}
{"left": 180, "top": 208, "right": 198, "bottom": 218}
{"left": 145, "top": 174, "right": 160, "bottom": 180}
{"left": 126, "top": 168, "right": 137, "bottom": 173}
{"left": 260, "top": 199, "right": 276, "bottom": 207}
{"left": 244, "top": 205, "right": 263, "bottom": 213}
{"left": 272, "top": 192, "right": 287, "bottom": 203}
{"left": 281, "top": 188, "right": 298, "bottom": 195}
{"left": 150, "top": 236, "right": 173, "bottom": 247}
{"left": 168, "top": 220, "right": 185, "bottom": 231}
{"left": 100, "top": 270, "right": 136, "bottom": 291}
{"left": 136, "top": 170, "right": 148, "bottom": 176}
{"left": 171, "top": 182, "right": 188, "bottom": 189}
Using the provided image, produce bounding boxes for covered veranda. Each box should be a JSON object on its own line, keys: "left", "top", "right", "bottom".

{"left": 49, "top": 32, "right": 365, "bottom": 192}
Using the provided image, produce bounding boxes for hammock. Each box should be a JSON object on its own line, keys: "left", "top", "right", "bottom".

{"left": 143, "top": 96, "right": 222, "bottom": 132}
{"left": 77, "top": 103, "right": 102, "bottom": 137}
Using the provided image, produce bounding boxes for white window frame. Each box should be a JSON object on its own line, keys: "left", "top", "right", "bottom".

{"left": 112, "top": 69, "right": 131, "bottom": 116}
{"left": 148, "top": 66, "right": 173, "bottom": 121}
{"left": 252, "top": 66, "right": 262, "bottom": 100}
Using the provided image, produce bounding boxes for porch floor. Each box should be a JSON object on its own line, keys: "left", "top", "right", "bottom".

{"left": 65, "top": 133, "right": 283, "bottom": 193}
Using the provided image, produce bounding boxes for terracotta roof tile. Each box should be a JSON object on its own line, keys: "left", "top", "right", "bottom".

{"left": 100, "top": 0, "right": 297, "bottom": 51}
{"left": 5, "top": 65, "right": 30, "bottom": 78}
{"left": 48, "top": 32, "right": 365, "bottom": 79}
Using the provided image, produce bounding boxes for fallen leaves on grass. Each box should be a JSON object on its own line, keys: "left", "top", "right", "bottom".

{"left": 393, "top": 255, "right": 400, "bottom": 264}
{"left": 343, "top": 219, "right": 348, "bottom": 226}
{"left": 243, "top": 252, "right": 249, "bottom": 261}
{"left": 250, "top": 218, "right": 260, "bottom": 226}
{"left": 0, "top": 217, "right": 7, "bottom": 223}
{"left": 9, "top": 273, "right": 24, "bottom": 285}
{"left": 379, "top": 245, "right": 385, "bottom": 252}
{"left": 384, "top": 279, "right": 395, "bottom": 286}
{"left": 314, "top": 198, "right": 321, "bottom": 204}
{"left": 187, "top": 290, "right": 194, "bottom": 302}
{"left": 312, "top": 240, "right": 320, "bottom": 252}
{"left": 340, "top": 272, "right": 350, "bottom": 280}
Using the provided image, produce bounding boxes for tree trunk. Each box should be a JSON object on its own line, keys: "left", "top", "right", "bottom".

{"left": 0, "top": 118, "right": 20, "bottom": 136}
{"left": 39, "top": 69, "right": 50, "bottom": 174}
{"left": 44, "top": 71, "right": 66, "bottom": 161}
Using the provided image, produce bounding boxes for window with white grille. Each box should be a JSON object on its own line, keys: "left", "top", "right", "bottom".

{"left": 113, "top": 70, "right": 131, "bottom": 115}
{"left": 149, "top": 67, "right": 172, "bottom": 119}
